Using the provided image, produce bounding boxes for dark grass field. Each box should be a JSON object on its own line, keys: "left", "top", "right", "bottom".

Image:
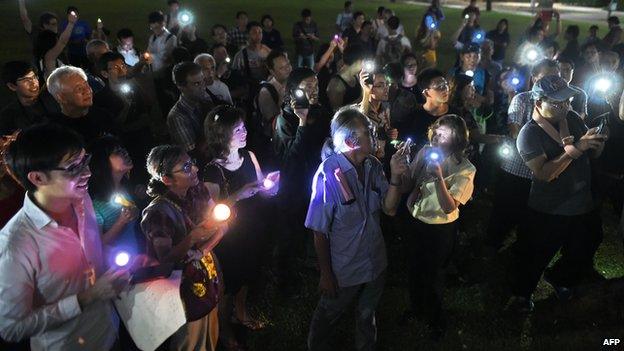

{"left": 0, "top": 0, "right": 622, "bottom": 350}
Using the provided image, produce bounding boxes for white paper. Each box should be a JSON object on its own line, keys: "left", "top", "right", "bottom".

{"left": 114, "top": 270, "right": 186, "bottom": 351}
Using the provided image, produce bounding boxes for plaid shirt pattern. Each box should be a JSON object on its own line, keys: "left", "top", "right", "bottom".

{"left": 167, "top": 95, "right": 205, "bottom": 152}
{"left": 228, "top": 27, "right": 248, "bottom": 50}
{"left": 501, "top": 92, "right": 533, "bottom": 179}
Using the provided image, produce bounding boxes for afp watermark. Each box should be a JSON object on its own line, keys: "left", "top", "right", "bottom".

{"left": 603, "top": 338, "right": 620, "bottom": 346}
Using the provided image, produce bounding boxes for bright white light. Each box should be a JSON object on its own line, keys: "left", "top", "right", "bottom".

{"left": 120, "top": 83, "right": 131, "bottom": 94}
{"left": 511, "top": 77, "right": 520, "bottom": 86}
{"left": 526, "top": 49, "right": 539, "bottom": 61}
{"left": 213, "top": 204, "right": 231, "bottom": 221}
{"left": 499, "top": 144, "right": 512, "bottom": 158}
{"left": 429, "top": 152, "right": 440, "bottom": 161}
{"left": 475, "top": 33, "right": 482, "bottom": 40}
{"left": 294, "top": 89, "right": 305, "bottom": 98}
{"left": 465, "top": 14, "right": 469, "bottom": 19}
{"left": 97, "top": 18, "right": 102, "bottom": 23}
{"left": 179, "top": 11, "right": 192, "bottom": 24}
{"left": 263, "top": 178, "right": 275, "bottom": 189}
{"left": 70, "top": 11, "right": 76, "bottom": 16}
{"left": 225, "top": 57, "right": 231, "bottom": 63}
{"left": 334, "top": 34, "right": 340, "bottom": 40}
{"left": 115, "top": 251, "right": 130, "bottom": 267}
{"left": 363, "top": 60, "right": 375, "bottom": 72}
{"left": 430, "top": 23, "right": 436, "bottom": 29}
{"left": 595, "top": 78, "right": 612, "bottom": 92}
{"left": 465, "top": 70, "right": 474, "bottom": 77}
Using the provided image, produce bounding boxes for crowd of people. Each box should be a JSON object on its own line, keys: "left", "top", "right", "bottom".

{"left": 0, "top": 0, "right": 623, "bottom": 350}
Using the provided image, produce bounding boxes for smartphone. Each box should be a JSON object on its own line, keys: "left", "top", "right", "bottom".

{"left": 130, "top": 263, "right": 174, "bottom": 284}
{"left": 596, "top": 118, "right": 607, "bottom": 135}
{"left": 293, "top": 89, "right": 310, "bottom": 109}
{"left": 404, "top": 138, "right": 413, "bottom": 163}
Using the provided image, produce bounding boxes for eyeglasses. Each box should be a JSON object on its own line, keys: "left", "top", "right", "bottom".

{"left": 50, "top": 153, "right": 92, "bottom": 177}
{"left": 372, "top": 82, "right": 389, "bottom": 89}
{"left": 172, "top": 159, "right": 196, "bottom": 174}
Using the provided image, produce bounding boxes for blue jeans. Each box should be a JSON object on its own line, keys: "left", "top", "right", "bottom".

{"left": 307, "top": 271, "right": 386, "bottom": 351}
{"left": 297, "top": 54, "right": 315, "bottom": 69}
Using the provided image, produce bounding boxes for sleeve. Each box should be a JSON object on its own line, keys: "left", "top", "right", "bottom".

{"left": 277, "top": 120, "right": 308, "bottom": 163}
{"left": 516, "top": 124, "right": 545, "bottom": 163}
{"left": 167, "top": 112, "right": 196, "bottom": 151}
{"left": 304, "top": 166, "right": 336, "bottom": 236}
{"left": 140, "top": 206, "right": 177, "bottom": 262}
{"left": 507, "top": 94, "right": 526, "bottom": 125}
{"left": 448, "top": 163, "right": 476, "bottom": 205}
{"left": 0, "top": 249, "right": 81, "bottom": 342}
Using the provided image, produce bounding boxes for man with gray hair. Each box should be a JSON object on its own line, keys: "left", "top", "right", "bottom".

{"left": 194, "top": 53, "right": 233, "bottom": 105}
{"left": 305, "top": 107, "right": 408, "bottom": 351}
{"left": 48, "top": 66, "right": 113, "bottom": 142}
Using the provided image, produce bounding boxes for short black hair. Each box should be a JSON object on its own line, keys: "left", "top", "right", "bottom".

{"left": 266, "top": 50, "right": 288, "bottom": 70}
{"left": 557, "top": 56, "right": 576, "bottom": 70}
{"left": 117, "top": 28, "right": 134, "bottom": 40}
{"left": 97, "top": 51, "right": 125, "bottom": 75}
{"left": 172, "top": 61, "right": 202, "bottom": 86}
{"left": 387, "top": 16, "right": 400, "bottom": 30}
{"left": 343, "top": 44, "right": 365, "bottom": 66}
{"left": 39, "top": 12, "right": 58, "bottom": 29}
{"left": 148, "top": 11, "right": 165, "bottom": 24}
{"left": 565, "top": 25, "right": 580, "bottom": 39}
{"left": 377, "top": 6, "right": 386, "bottom": 15}
{"left": 3, "top": 124, "right": 84, "bottom": 192}
{"left": 2, "top": 61, "right": 35, "bottom": 85}
{"left": 608, "top": 16, "right": 620, "bottom": 25}
{"left": 301, "top": 8, "right": 312, "bottom": 18}
{"left": 236, "top": 11, "right": 248, "bottom": 19}
{"left": 353, "top": 11, "right": 365, "bottom": 20}
{"left": 261, "top": 14, "right": 274, "bottom": 25}
{"left": 167, "top": 0, "right": 180, "bottom": 5}
{"left": 531, "top": 58, "right": 559, "bottom": 77}
{"left": 417, "top": 68, "right": 445, "bottom": 90}
{"left": 172, "top": 46, "right": 192, "bottom": 64}
{"left": 581, "top": 41, "right": 600, "bottom": 53}
{"left": 590, "top": 25, "right": 599, "bottom": 31}
{"left": 211, "top": 43, "right": 227, "bottom": 54}
{"left": 211, "top": 24, "right": 227, "bottom": 35}
{"left": 246, "top": 21, "right": 262, "bottom": 32}
{"left": 345, "top": 1, "right": 352, "bottom": 8}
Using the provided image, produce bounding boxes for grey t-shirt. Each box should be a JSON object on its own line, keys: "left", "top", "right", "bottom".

{"left": 516, "top": 111, "right": 593, "bottom": 216}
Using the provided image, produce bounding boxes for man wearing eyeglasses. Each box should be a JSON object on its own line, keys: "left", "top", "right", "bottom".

{"left": 0, "top": 124, "right": 130, "bottom": 350}
{"left": 167, "top": 62, "right": 214, "bottom": 165}
{"left": 48, "top": 66, "right": 113, "bottom": 144}
{"left": 0, "top": 61, "right": 59, "bottom": 135}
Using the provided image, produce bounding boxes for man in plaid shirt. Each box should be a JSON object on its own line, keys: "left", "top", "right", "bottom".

{"left": 228, "top": 11, "right": 249, "bottom": 50}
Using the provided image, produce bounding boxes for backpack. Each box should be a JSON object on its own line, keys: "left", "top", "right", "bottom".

{"left": 383, "top": 34, "right": 406, "bottom": 65}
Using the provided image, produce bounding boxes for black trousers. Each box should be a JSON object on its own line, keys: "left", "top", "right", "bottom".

{"left": 406, "top": 217, "right": 457, "bottom": 327}
{"left": 510, "top": 209, "right": 599, "bottom": 298}
{"left": 485, "top": 170, "right": 531, "bottom": 249}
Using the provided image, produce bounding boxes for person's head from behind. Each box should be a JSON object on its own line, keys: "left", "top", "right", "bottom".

{"left": 344, "top": 1, "right": 353, "bottom": 13}
{"left": 3, "top": 124, "right": 89, "bottom": 198}
{"left": 427, "top": 114, "right": 469, "bottom": 159}
{"left": 286, "top": 67, "right": 319, "bottom": 106}
{"left": 581, "top": 42, "right": 600, "bottom": 65}
{"left": 301, "top": 9, "right": 312, "bottom": 24}
{"left": 117, "top": 28, "right": 135, "bottom": 51}
{"left": 86, "top": 39, "right": 111, "bottom": 65}
{"left": 267, "top": 50, "right": 292, "bottom": 84}
{"left": 361, "top": 21, "right": 374, "bottom": 37}
{"left": 205, "top": 106, "right": 247, "bottom": 159}
{"left": 194, "top": 53, "right": 217, "bottom": 85}
{"left": 401, "top": 53, "right": 418, "bottom": 78}
{"left": 496, "top": 19, "right": 508, "bottom": 33}
{"left": 261, "top": 15, "right": 274, "bottom": 30}
{"left": 387, "top": 16, "right": 400, "bottom": 32}
{"left": 146, "top": 145, "right": 198, "bottom": 197}
{"left": 418, "top": 68, "right": 450, "bottom": 104}
{"left": 564, "top": 25, "right": 580, "bottom": 41}
{"left": 481, "top": 39, "right": 494, "bottom": 59}
{"left": 211, "top": 24, "right": 228, "bottom": 45}
{"left": 172, "top": 46, "right": 192, "bottom": 64}
{"left": 531, "top": 58, "right": 560, "bottom": 84}
{"left": 377, "top": 6, "right": 386, "bottom": 18}
{"left": 47, "top": 66, "right": 93, "bottom": 112}
{"left": 557, "top": 57, "right": 575, "bottom": 83}
{"left": 540, "top": 40, "right": 559, "bottom": 60}
{"left": 600, "top": 50, "right": 620, "bottom": 71}
{"left": 2, "top": 61, "right": 40, "bottom": 102}
{"left": 353, "top": 11, "right": 365, "bottom": 27}
{"left": 34, "top": 30, "right": 58, "bottom": 60}
{"left": 608, "top": 16, "right": 620, "bottom": 28}
{"left": 330, "top": 107, "right": 375, "bottom": 157}
{"left": 460, "top": 43, "right": 481, "bottom": 71}
{"left": 39, "top": 12, "right": 59, "bottom": 33}
{"left": 527, "top": 26, "right": 545, "bottom": 44}
{"left": 236, "top": 11, "right": 248, "bottom": 28}
{"left": 343, "top": 44, "right": 365, "bottom": 71}
{"left": 247, "top": 21, "right": 263, "bottom": 45}
{"left": 172, "top": 61, "right": 208, "bottom": 101}
{"left": 211, "top": 43, "right": 229, "bottom": 63}
{"left": 532, "top": 75, "right": 575, "bottom": 122}
{"left": 87, "top": 135, "right": 133, "bottom": 200}
{"left": 589, "top": 25, "right": 599, "bottom": 37}
{"left": 97, "top": 52, "right": 128, "bottom": 83}
{"left": 148, "top": 11, "right": 166, "bottom": 35}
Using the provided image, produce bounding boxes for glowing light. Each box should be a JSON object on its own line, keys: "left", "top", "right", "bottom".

{"left": 213, "top": 204, "right": 231, "bottom": 221}
{"left": 429, "top": 151, "right": 440, "bottom": 161}
{"left": 363, "top": 60, "right": 375, "bottom": 72}
{"left": 475, "top": 33, "right": 482, "bottom": 40}
{"left": 144, "top": 52, "right": 150, "bottom": 59}
{"left": 334, "top": 34, "right": 340, "bottom": 40}
{"left": 511, "top": 77, "right": 520, "bottom": 86}
{"left": 115, "top": 251, "right": 130, "bottom": 267}
{"left": 465, "top": 14, "right": 469, "bottom": 19}
{"left": 263, "top": 178, "right": 275, "bottom": 189}
{"left": 178, "top": 11, "right": 193, "bottom": 25}
{"left": 112, "top": 193, "right": 134, "bottom": 207}
{"left": 70, "top": 11, "right": 76, "bottom": 16}
{"left": 294, "top": 89, "right": 305, "bottom": 98}
{"left": 430, "top": 23, "right": 436, "bottom": 29}
{"left": 499, "top": 144, "right": 512, "bottom": 158}
{"left": 120, "top": 83, "right": 131, "bottom": 94}
{"left": 526, "top": 49, "right": 539, "bottom": 61}
{"left": 225, "top": 57, "right": 231, "bottom": 63}
{"left": 465, "top": 70, "right": 474, "bottom": 77}
{"left": 595, "top": 78, "right": 612, "bottom": 93}
{"left": 97, "top": 18, "right": 102, "bottom": 23}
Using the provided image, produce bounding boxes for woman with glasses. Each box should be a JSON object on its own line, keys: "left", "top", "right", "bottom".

{"left": 141, "top": 144, "right": 226, "bottom": 351}
{"left": 354, "top": 64, "right": 397, "bottom": 160}
{"left": 399, "top": 115, "right": 476, "bottom": 340}
{"left": 202, "top": 106, "right": 274, "bottom": 350}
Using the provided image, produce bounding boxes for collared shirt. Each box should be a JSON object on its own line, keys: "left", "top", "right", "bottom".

{"left": 336, "top": 12, "right": 354, "bottom": 32}
{"left": 167, "top": 95, "right": 209, "bottom": 152}
{"left": 207, "top": 80, "right": 233, "bottom": 105}
{"left": 305, "top": 153, "right": 389, "bottom": 287}
{"left": 228, "top": 27, "right": 248, "bottom": 50}
{"left": 501, "top": 92, "right": 534, "bottom": 179}
{"left": 409, "top": 154, "right": 476, "bottom": 224}
{"left": 116, "top": 45, "right": 140, "bottom": 67}
{"left": 0, "top": 193, "right": 118, "bottom": 350}
{"left": 147, "top": 29, "right": 177, "bottom": 71}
